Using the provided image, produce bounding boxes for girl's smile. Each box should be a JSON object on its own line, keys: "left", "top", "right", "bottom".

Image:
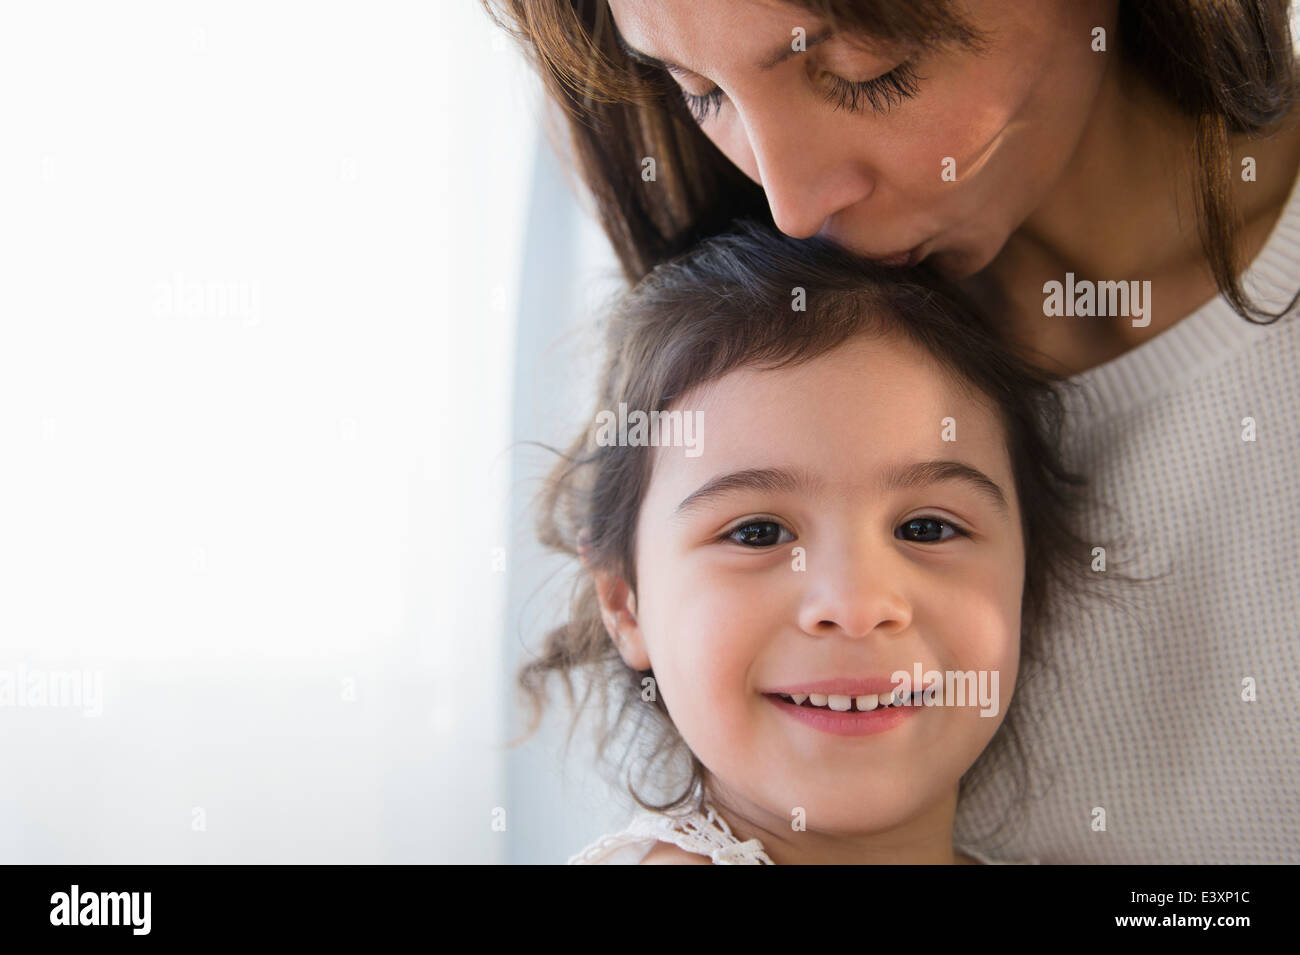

{"left": 764, "top": 685, "right": 925, "bottom": 737}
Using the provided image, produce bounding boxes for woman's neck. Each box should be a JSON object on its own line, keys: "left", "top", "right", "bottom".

{"left": 980, "top": 52, "right": 1300, "bottom": 376}
{"left": 1014, "top": 54, "right": 1200, "bottom": 280}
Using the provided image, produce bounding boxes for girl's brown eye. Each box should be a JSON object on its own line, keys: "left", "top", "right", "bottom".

{"left": 896, "top": 517, "right": 964, "bottom": 543}
{"left": 727, "top": 520, "right": 793, "bottom": 547}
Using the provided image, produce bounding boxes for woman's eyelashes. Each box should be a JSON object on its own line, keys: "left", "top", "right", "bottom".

{"left": 719, "top": 514, "right": 968, "bottom": 548}
{"left": 823, "top": 61, "right": 922, "bottom": 114}
{"left": 681, "top": 86, "right": 725, "bottom": 124}
{"left": 678, "top": 60, "right": 923, "bottom": 124}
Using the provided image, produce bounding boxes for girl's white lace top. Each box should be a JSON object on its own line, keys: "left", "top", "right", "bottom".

{"left": 569, "top": 803, "right": 1036, "bottom": 865}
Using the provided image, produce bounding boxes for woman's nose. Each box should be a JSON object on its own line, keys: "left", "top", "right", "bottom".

{"left": 734, "top": 98, "right": 875, "bottom": 239}
{"left": 795, "top": 541, "right": 913, "bottom": 639}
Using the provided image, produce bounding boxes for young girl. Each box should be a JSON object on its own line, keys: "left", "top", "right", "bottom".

{"left": 519, "top": 221, "right": 1095, "bottom": 865}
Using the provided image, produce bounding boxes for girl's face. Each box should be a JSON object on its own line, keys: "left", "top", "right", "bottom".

{"left": 599, "top": 334, "right": 1024, "bottom": 840}
{"left": 606, "top": 0, "right": 1115, "bottom": 277}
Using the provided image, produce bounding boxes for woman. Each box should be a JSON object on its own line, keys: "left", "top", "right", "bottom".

{"left": 488, "top": 0, "right": 1300, "bottom": 863}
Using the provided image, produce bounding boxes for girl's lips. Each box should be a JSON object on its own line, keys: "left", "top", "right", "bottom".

{"left": 765, "top": 692, "right": 922, "bottom": 737}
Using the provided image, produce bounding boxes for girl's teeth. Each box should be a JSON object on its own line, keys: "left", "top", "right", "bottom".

{"left": 778, "top": 690, "right": 909, "bottom": 711}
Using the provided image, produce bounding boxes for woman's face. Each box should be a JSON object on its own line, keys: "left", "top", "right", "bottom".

{"left": 606, "top": 0, "right": 1116, "bottom": 277}
{"left": 599, "top": 334, "right": 1024, "bottom": 838}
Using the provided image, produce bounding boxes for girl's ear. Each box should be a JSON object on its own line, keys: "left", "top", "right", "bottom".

{"left": 591, "top": 569, "right": 650, "bottom": 671}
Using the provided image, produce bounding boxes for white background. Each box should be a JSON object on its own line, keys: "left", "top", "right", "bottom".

{"left": 0, "top": 0, "right": 622, "bottom": 863}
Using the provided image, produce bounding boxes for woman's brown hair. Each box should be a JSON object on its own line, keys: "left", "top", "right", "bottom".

{"left": 485, "top": 0, "right": 1300, "bottom": 324}
{"left": 517, "top": 220, "right": 1108, "bottom": 835}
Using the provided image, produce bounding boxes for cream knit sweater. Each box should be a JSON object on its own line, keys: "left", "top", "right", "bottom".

{"left": 953, "top": 168, "right": 1300, "bottom": 864}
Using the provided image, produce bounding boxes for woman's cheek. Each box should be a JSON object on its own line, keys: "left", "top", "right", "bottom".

{"left": 695, "top": 111, "right": 758, "bottom": 183}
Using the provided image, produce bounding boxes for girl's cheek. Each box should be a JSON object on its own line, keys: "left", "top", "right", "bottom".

{"left": 681, "top": 582, "right": 771, "bottom": 661}
{"left": 653, "top": 569, "right": 780, "bottom": 697}
{"left": 929, "top": 569, "right": 1022, "bottom": 673}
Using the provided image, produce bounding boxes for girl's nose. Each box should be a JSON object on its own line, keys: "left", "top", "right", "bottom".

{"left": 735, "top": 98, "right": 874, "bottom": 239}
{"left": 795, "top": 544, "right": 913, "bottom": 639}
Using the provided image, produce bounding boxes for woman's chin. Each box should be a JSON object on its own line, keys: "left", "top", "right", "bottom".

{"left": 925, "top": 244, "right": 988, "bottom": 279}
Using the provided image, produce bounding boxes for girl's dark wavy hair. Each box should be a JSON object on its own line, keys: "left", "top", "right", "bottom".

{"left": 514, "top": 221, "right": 1113, "bottom": 840}
{"left": 485, "top": 0, "right": 1300, "bottom": 324}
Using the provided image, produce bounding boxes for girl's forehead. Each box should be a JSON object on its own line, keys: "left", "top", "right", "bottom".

{"left": 690, "top": 334, "right": 990, "bottom": 424}
{"left": 643, "top": 336, "right": 1017, "bottom": 507}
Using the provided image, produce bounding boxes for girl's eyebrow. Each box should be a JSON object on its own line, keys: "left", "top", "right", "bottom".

{"left": 673, "top": 460, "right": 1009, "bottom": 518}
{"left": 881, "top": 460, "right": 1010, "bottom": 516}
{"left": 614, "top": 24, "right": 835, "bottom": 77}
{"left": 675, "top": 466, "right": 819, "bottom": 517}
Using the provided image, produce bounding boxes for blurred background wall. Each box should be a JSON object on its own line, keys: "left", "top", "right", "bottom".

{"left": 0, "top": 0, "right": 623, "bottom": 863}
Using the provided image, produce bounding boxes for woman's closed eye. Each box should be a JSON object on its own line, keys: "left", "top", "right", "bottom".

{"left": 679, "top": 60, "right": 923, "bottom": 124}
